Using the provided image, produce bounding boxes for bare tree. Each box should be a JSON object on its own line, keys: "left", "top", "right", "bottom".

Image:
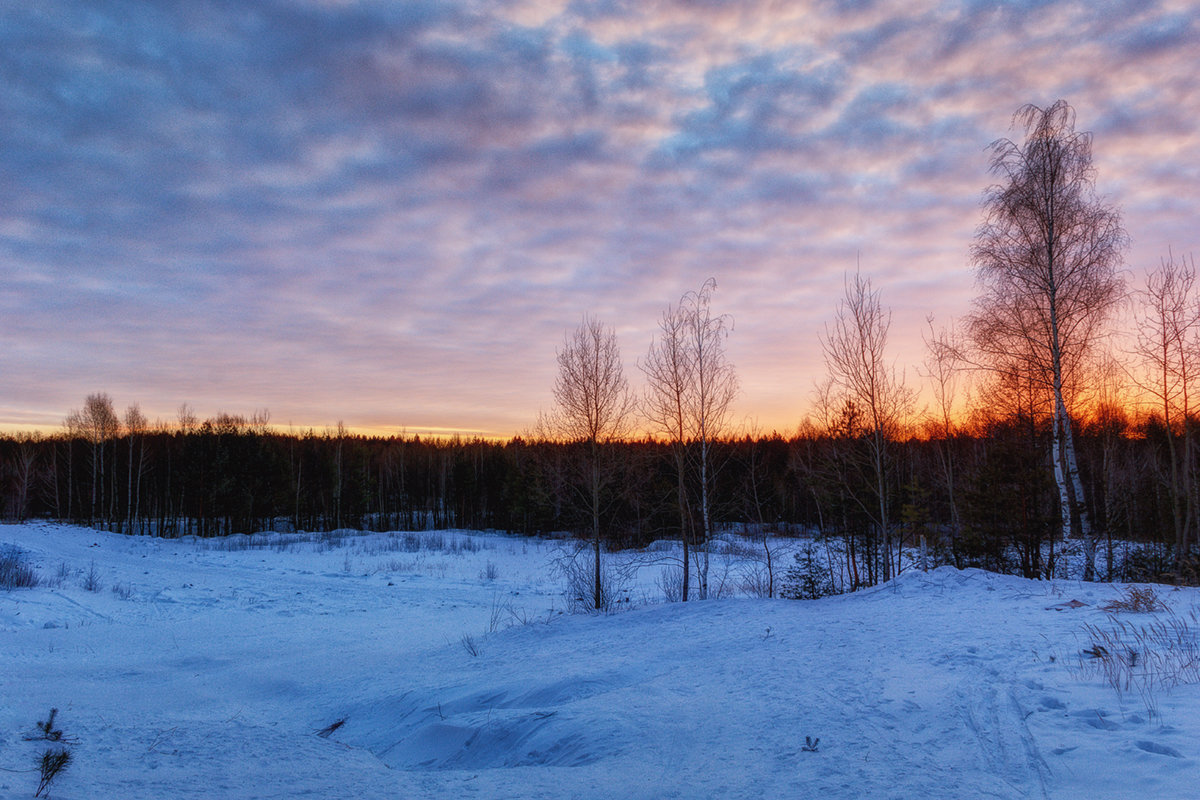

{"left": 683, "top": 279, "right": 738, "bottom": 599}
{"left": 641, "top": 297, "right": 696, "bottom": 598}
{"left": 550, "top": 315, "right": 636, "bottom": 610}
{"left": 640, "top": 279, "right": 738, "bottom": 600}
{"left": 67, "top": 393, "right": 120, "bottom": 524}
{"left": 921, "top": 316, "right": 967, "bottom": 545}
{"left": 124, "top": 405, "right": 148, "bottom": 534}
{"left": 178, "top": 403, "right": 198, "bottom": 433}
{"left": 1131, "top": 251, "right": 1199, "bottom": 564}
{"left": 820, "top": 271, "right": 913, "bottom": 581}
{"left": 1092, "top": 349, "right": 1134, "bottom": 580}
{"left": 738, "top": 426, "right": 787, "bottom": 598}
{"left": 968, "top": 99, "right": 1127, "bottom": 581}
{"left": 7, "top": 432, "right": 42, "bottom": 522}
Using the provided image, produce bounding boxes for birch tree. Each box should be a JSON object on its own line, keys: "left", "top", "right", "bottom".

{"left": 124, "top": 405, "right": 148, "bottom": 534}
{"left": 641, "top": 297, "right": 696, "bottom": 599}
{"left": 1132, "top": 251, "right": 1199, "bottom": 566}
{"left": 551, "top": 315, "right": 635, "bottom": 610}
{"left": 820, "top": 272, "right": 913, "bottom": 581}
{"left": 8, "top": 433, "right": 41, "bottom": 522}
{"left": 67, "top": 393, "right": 120, "bottom": 525}
{"left": 641, "top": 279, "right": 737, "bottom": 599}
{"left": 968, "top": 99, "right": 1127, "bottom": 580}
{"left": 922, "top": 317, "right": 967, "bottom": 546}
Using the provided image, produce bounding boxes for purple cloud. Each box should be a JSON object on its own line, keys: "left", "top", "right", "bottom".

{"left": 2, "top": 0, "right": 1198, "bottom": 436}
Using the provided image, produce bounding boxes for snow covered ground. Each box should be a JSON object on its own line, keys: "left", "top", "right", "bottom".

{"left": 1, "top": 522, "right": 1197, "bottom": 799}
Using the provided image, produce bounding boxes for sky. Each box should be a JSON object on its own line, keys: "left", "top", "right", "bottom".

{"left": 2, "top": 0, "right": 1198, "bottom": 439}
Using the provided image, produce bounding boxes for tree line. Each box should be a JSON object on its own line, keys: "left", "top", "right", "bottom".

{"left": 0, "top": 398, "right": 1192, "bottom": 582}
{"left": 2, "top": 101, "right": 1197, "bottom": 593}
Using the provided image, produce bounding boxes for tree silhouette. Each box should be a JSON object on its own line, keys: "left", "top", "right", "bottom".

{"left": 820, "top": 272, "right": 913, "bottom": 581}
{"left": 550, "top": 315, "right": 635, "bottom": 610}
{"left": 968, "top": 100, "right": 1127, "bottom": 581}
{"left": 641, "top": 279, "right": 738, "bottom": 599}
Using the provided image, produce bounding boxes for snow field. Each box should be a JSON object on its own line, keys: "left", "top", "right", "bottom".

{"left": 1, "top": 522, "right": 1198, "bottom": 799}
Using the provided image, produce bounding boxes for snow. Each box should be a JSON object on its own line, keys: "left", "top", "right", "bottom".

{"left": 1, "top": 522, "right": 1197, "bottom": 799}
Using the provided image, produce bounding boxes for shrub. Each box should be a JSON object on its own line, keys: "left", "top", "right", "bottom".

{"left": 1117, "top": 547, "right": 1200, "bottom": 586}
{"left": 487, "top": 593, "right": 510, "bottom": 633}
{"left": 0, "top": 544, "right": 39, "bottom": 589}
{"left": 657, "top": 566, "right": 684, "bottom": 603}
{"left": 558, "top": 548, "right": 630, "bottom": 613}
{"left": 1117, "top": 547, "right": 1174, "bottom": 584}
{"left": 81, "top": 560, "right": 102, "bottom": 593}
{"left": 780, "top": 544, "right": 835, "bottom": 600}
{"left": 739, "top": 564, "right": 774, "bottom": 599}
{"left": 36, "top": 708, "right": 64, "bottom": 741}
{"left": 50, "top": 561, "right": 71, "bottom": 588}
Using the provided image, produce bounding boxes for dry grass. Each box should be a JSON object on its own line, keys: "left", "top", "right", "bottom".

{"left": 1102, "top": 585, "right": 1165, "bottom": 613}
{"left": 1076, "top": 605, "right": 1200, "bottom": 719}
{"left": 0, "top": 544, "right": 39, "bottom": 589}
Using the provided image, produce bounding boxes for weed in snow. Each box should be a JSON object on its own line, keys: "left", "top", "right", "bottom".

{"left": 0, "top": 544, "right": 39, "bottom": 589}
{"left": 1102, "top": 585, "right": 1165, "bottom": 613}
{"left": 1075, "top": 605, "right": 1200, "bottom": 720}
{"left": 460, "top": 633, "right": 480, "bottom": 657}
{"left": 81, "top": 560, "right": 102, "bottom": 593}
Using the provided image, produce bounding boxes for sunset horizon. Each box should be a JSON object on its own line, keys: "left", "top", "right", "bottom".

{"left": 4, "top": 2, "right": 1197, "bottom": 442}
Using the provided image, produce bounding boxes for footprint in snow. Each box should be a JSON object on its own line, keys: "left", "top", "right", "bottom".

{"left": 1136, "top": 740, "right": 1182, "bottom": 758}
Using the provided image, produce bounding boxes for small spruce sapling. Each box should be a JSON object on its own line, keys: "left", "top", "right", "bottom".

{"left": 781, "top": 545, "right": 835, "bottom": 600}
{"left": 27, "top": 709, "right": 75, "bottom": 798}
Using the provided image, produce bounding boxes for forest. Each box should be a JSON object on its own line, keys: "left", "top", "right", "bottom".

{"left": 3, "top": 101, "right": 1198, "bottom": 592}
{"left": 0, "top": 397, "right": 1193, "bottom": 589}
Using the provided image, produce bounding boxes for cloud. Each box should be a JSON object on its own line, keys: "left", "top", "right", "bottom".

{"left": 2, "top": 0, "right": 1198, "bottom": 434}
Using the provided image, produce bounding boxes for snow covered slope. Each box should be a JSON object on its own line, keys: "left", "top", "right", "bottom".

{"left": 1, "top": 523, "right": 1196, "bottom": 799}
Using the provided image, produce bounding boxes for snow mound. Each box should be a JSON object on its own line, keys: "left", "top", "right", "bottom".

{"left": 344, "top": 677, "right": 631, "bottom": 769}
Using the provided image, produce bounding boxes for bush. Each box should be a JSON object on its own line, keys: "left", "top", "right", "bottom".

{"left": 657, "top": 566, "right": 684, "bottom": 602}
{"left": 1117, "top": 546, "right": 1200, "bottom": 586}
{"left": 1117, "top": 546, "right": 1174, "bottom": 583}
{"left": 0, "top": 544, "right": 39, "bottom": 589}
{"left": 739, "top": 564, "right": 775, "bottom": 599}
{"left": 780, "top": 544, "right": 835, "bottom": 600}
{"left": 558, "top": 548, "right": 630, "bottom": 613}
{"left": 81, "top": 560, "right": 102, "bottom": 593}
{"left": 49, "top": 561, "right": 71, "bottom": 588}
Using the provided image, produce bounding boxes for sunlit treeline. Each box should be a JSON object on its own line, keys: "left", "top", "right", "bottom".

{"left": 3, "top": 102, "right": 1197, "bottom": 588}
{"left": 0, "top": 397, "right": 1194, "bottom": 586}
